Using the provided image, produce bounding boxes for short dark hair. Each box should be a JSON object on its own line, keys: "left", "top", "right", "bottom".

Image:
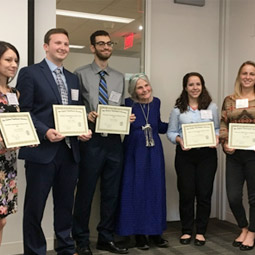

{"left": 44, "top": 28, "right": 69, "bottom": 44}
{"left": 175, "top": 72, "right": 212, "bottom": 113}
{"left": 90, "top": 30, "right": 110, "bottom": 45}
{"left": 0, "top": 41, "right": 20, "bottom": 83}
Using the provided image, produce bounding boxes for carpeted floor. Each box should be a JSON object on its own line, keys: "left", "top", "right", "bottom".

{"left": 37, "top": 219, "right": 254, "bottom": 254}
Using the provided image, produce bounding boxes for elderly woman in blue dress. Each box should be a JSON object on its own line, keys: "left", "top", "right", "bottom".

{"left": 167, "top": 72, "right": 219, "bottom": 246}
{"left": 116, "top": 73, "right": 168, "bottom": 250}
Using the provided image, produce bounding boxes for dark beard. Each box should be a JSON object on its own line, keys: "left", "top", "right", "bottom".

{"left": 95, "top": 50, "right": 112, "bottom": 61}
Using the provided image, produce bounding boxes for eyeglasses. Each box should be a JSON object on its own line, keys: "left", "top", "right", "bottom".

{"left": 95, "top": 41, "right": 114, "bottom": 47}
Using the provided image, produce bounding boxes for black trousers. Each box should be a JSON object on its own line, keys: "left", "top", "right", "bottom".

{"left": 175, "top": 145, "right": 217, "bottom": 235}
{"left": 72, "top": 133, "right": 123, "bottom": 248}
{"left": 226, "top": 150, "right": 255, "bottom": 232}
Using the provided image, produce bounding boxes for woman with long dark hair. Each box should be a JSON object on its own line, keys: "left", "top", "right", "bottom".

{"left": 167, "top": 72, "right": 219, "bottom": 246}
{"left": 0, "top": 41, "right": 20, "bottom": 245}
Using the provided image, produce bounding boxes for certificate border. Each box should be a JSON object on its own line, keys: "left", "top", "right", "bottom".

{"left": 182, "top": 122, "right": 216, "bottom": 148}
{"left": 0, "top": 112, "right": 40, "bottom": 148}
{"left": 228, "top": 123, "right": 255, "bottom": 150}
{"left": 53, "top": 105, "right": 89, "bottom": 136}
{"left": 95, "top": 105, "right": 131, "bottom": 135}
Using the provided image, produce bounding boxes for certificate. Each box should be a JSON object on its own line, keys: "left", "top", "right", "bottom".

{"left": 182, "top": 122, "right": 216, "bottom": 149}
{"left": 53, "top": 105, "right": 89, "bottom": 136}
{"left": 0, "top": 112, "right": 40, "bottom": 148}
{"left": 95, "top": 105, "right": 131, "bottom": 135}
{"left": 228, "top": 123, "right": 255, "bottom": 150}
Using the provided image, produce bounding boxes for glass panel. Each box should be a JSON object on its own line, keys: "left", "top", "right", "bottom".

{"left": 56, "top": 0, "right": 145, "bottom": 77}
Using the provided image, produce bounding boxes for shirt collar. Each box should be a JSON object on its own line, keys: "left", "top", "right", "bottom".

{"left": 45, "top": 58, "right": 64, "bottom": 73}
{"left": 91, "top": 60, "right": 109, "bottom": 75}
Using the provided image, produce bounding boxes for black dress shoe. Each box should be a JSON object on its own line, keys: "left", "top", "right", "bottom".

{"left": 96, "top": 241, "right": 129, "bottom": 254}
{"left": 76, "top": 245, "right": 93, "bottom": 255}
{"left": 180, "top": 237, "right": 191, "bottom": 245}
{"left": 194, "top": 238, "right": 206, "bottom": 246}
{"left": 135, "top": 235, "right": 149, "bottom": 250}
{"left": 232, "top": 240, "right": 242, "bottom": 247}
{"left": 240, "top": 243, "right": 254, "bottom": 251}
{"left": 149, "top": 235, "right": 168, "bottom": 248}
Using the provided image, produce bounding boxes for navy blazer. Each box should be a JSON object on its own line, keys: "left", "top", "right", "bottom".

{"left": 16, "top": 59, "right": 80, "bottom": 164}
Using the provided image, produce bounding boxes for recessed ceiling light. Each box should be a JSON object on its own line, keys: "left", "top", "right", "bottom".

{"left": 56, "top": 9, "right": 135, "bottom": 24}
{"left": 69, "top": 45, "right": 85, "bottom": 49}
{"left": 138, "top": 25, "right": 143, "bottom": 30}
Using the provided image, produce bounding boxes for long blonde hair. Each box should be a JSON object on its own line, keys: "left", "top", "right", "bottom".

{"left": 233, "top": 60, "right": 255, "bottom": 98}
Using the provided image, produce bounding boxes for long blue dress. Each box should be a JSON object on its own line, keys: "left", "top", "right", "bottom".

{"left": 116, "top": 97, "right": 168, "bottom": 236}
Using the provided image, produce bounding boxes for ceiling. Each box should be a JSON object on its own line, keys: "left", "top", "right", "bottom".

{"left": 56, "top": 0, "right": 145, "bottom": 57}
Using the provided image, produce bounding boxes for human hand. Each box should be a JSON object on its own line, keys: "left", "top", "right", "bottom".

{"left": 78, "top": 129, "right": 92, "bottom": 142}
{"left": 88, "top": 111, "right": 98, "bottom": 123}
{"left": 46, "top": 128, "right": 65, "bottom": 142}
{"left": 223, "top": 142, "right": 235, "bottom": 154}
{"left": 176, "top": 136, "right": 190, "bottom": 151}
{"left": 129, "top": 113, "right": 136, "bottom": 123}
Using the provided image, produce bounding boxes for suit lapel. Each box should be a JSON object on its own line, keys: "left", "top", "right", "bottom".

{"left": 39, "top": 60, "right": 62, "bottom": 104}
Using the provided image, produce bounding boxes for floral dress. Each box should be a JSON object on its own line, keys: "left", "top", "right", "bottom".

{"left": 0, "top": 88, "right": 19, "bottom": 218}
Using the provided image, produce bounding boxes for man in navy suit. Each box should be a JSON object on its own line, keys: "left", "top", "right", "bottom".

{"left": 16, "top": 28, "right": 91, "bottom": 255}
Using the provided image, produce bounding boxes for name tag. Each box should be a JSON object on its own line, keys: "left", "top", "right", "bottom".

{"left": 6, "top": 93, "right": 19, "bottom": 105}
{"left": 109, "top": 91, "right": 121, "bottom": 103}
{"left": 236, "top": 99, "right": 248, "bottom": 109}
{"left": 200, "top": 110, "right": 212, "bottom": 119}
{"left": 71, "top": 89, "right": 79, "bottom": 101}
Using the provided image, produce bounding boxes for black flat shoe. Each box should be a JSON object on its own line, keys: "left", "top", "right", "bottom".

{"left": 149, "top": 235, "right": 168, "bottom": 248}
{"left": 135, "top": 235, "right": 149, "bottom": 250}
{"left": 240, "top": 243, "right": 254, "bottom": 251}
{"left": 232, "top": 240, "right": 242, "bottom": 247}
{"left": 180, "top": 237, "right": 191, "bottom": 245}
{"left": 96, "top": 241, "right": 129, "bottom": 254}
{"left": 194, "top": 238, "right": 206, "bottom": 246}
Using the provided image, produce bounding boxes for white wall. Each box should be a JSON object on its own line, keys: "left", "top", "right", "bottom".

{"left": 147, "top": 0, "right": 221, "bottom": 221}
{"left": 0, "top": 1, "right": 27, "bottom": 254}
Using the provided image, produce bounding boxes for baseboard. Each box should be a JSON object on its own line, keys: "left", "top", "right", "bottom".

{"left": 0, "top": 237, "right": 54, "bottom": 255}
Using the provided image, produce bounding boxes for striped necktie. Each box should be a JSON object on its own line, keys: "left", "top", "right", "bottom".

{"left": 99, "top": 70, "right": 108, "bottom": 105}
{"left": 54, "top": 68, "right": 71, "bottom": 148}
{"left": 54, "top": 68, "right": 68, "bottom": 105}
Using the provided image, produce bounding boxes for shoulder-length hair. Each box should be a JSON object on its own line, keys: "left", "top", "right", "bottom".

{"left": 233, "top": 60, "right": 255, "bottom": 98}
{"left": 175, "top": 72, "right": 212, "bottom": 113}
{"left": 0, "top": 41, "right": 20, "bottom": 84}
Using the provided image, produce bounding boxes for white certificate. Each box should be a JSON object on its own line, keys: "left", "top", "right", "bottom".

{"left": 228, "top": 123, "right": 255, "bottom": 150}
{"left": 53, "top": 105, "right": 89, "bottom": 136}
{"left": 0, "top": 112, "right": 40, "bottom": 148}
{"left": 95, "top": 105, "right": 131, "bottom": 135}
{"left": 182, "top": 122, "right": 216, "bottom": 149}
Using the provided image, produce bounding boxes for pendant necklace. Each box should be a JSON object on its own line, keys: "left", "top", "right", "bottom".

{"left": 139, "top": 103, "right": 155, "bottom": 147}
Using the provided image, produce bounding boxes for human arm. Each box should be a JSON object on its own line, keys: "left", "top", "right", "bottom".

{"left": 16, "top": 67, "right": 53, "bottom": 141}
{"left": 219, "top": 97, "right": 235, "bottom": 154}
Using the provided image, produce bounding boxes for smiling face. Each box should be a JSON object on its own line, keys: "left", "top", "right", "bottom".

{"left": 135, "top": 78, "right": 152, "bottom": 103}
{"left": 44, "top": 33, "right": 70, "bottom": 65}
{"left": 185, "top": 75, "right": 202, "bottom": 101}
{"left": 90, "top": 35, "right": 113, "bottom": 61}
{"left": 239, "top": 64, "right": 255, "bottom": 90}
{"left": 0, "top": 48, "right": 19, "bottom": 81}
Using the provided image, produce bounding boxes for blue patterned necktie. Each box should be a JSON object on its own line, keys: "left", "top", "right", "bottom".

{"left": 54, "top": 68, "right": 68, "bottom": 105}
{"left": 99, "top": 71, "right": 108, "bottom": 105}
{"left": 54, "top": 68, "right": 71, "bottom": 148}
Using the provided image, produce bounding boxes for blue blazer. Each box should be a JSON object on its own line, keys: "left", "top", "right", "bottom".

{"left": 16, "top": 59, "right": 80, "bottom": 164}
